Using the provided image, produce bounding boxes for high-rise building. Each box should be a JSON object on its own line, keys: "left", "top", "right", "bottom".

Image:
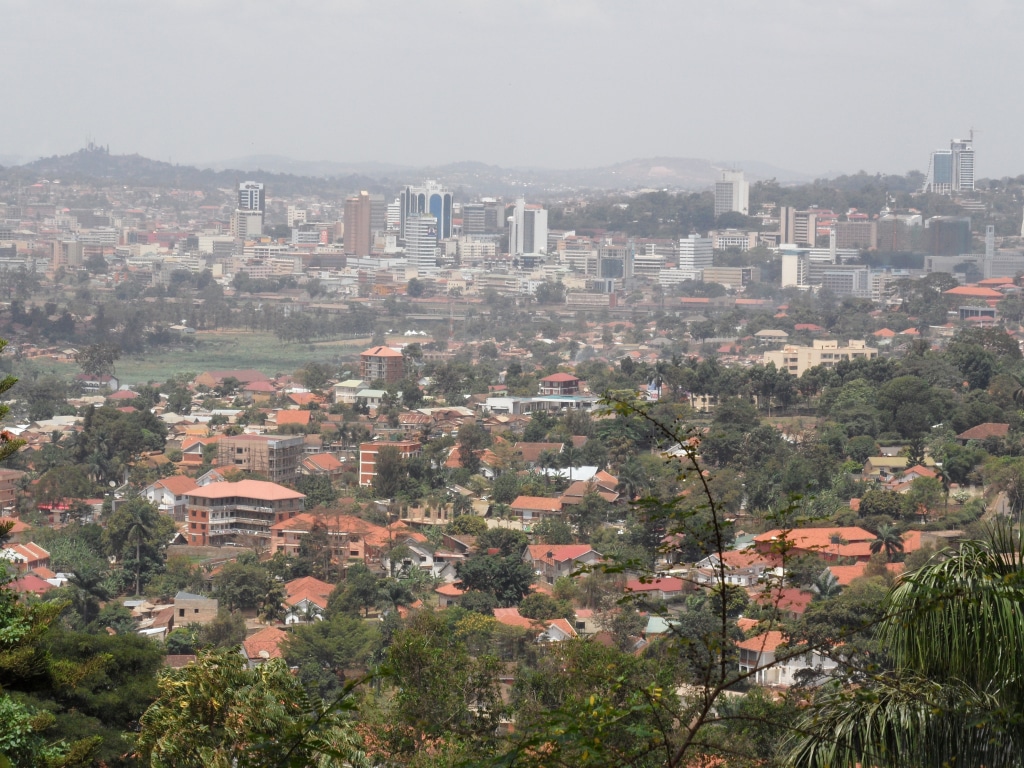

{"left": 231, "top": 209, "right": 264, "bottom": 238}
{"left": 344, "top": 191, "right": 373, "bottom": 256}
{"left": 778, "top": 207, "right": 818, "bottom": 247}
{"left": 462, "top": 203, "right": 486, "bottom": 235}
{"left": 925, "top": 216, "right": 972, "bottom": 256}
{"left": 677, "top": 234, "right": 713, "bottom": 272}
{"left": 238, "top": 181, "right": 265, "bottom": 212}
{"left": 400, "top": 181, "right": 453, "bottom": 241}
{"left": 508, "top": 198, "right": 548, "bottom": 256}
{"left": 926, "top": 136, "right": 975, "bottom": 194}
{"left": 369, "top": 194, "right": 387, "bottom": 234}
{"left": 951, "top": 137, "right": 975, "bottom": 192}
{"left": 714, "top": 170, "right": 749, "bottom": 217}
{"left": 404, "top": 213, "right": 439, "bottom": 273}
{"left": 781, "top": 252, "right": 809, "bottom": 288}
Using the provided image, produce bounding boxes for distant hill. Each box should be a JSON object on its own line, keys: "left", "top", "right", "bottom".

{"left": 2, "top": 146, "right": 816, "bottom": 197}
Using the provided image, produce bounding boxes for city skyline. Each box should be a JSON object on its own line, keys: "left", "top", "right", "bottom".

{"left": 2, "top": 1, "right": 1022, "bottom": 179}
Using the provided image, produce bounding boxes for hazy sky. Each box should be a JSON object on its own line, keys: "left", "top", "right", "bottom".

{"left": 3, "top": 0, "right": 1022, "bottom": 177}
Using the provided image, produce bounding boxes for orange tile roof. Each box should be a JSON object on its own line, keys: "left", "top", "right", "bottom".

{"left": 492, "top": 607, "right": 541, "bottom": 629}
{"left": 625, "top": 576, "right": 684, "bottom": 593}
{"left": 512, "top": 496, "right": 563, "bottom": 513}
{"left": 526, "top": 544, "right": 599, "bottom": 565}
{"left": 944, "top": 285, "right": 1004, "bottom": 298}
{"left": 187, "top": 480, "right": 304, "bottom": 502}
{"left": 435, "top": 582, "right": 466, "bottom": 597}
{"left": 361, "top": 346, "right": 404, "bottom": 357}
{"left": 285, "top": 576, "right": 334, "bottom": 608}
{"left": 755, "top": 526, "right": 875, "bottom": 551}
{"left": 737, "top": 630, "right": 786, "bottom": 653}
{"left": 243, "top": 626, "right": 288, "bottom": 660}
{"left": 275, "top": 410, "right": 312, "bottom": 426}
{"left": 155, "top": 475, "right": 199, "bottom": 495}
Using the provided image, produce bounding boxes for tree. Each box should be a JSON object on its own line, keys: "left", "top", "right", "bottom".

{"left": 810, "top": 568, "right": 842, "bottom": 601}
{"left": 0, "top": 339, "right": 25, "bottom": 463}
{"left": 136, "top": 648, "right": 366, "bottom": 767}
{"left": 75, "top": 342, "right": 121, "bottom": 377}
{"left": 789, "top": 524, "right": 1024, "bottom": 768}
{"left": 372, "top": 445, "right": 403, "bottom": 499}
{"left": 869, "top": 524, "right": 904, "bottom": 561}
{"left": 328, "top": 564, "right": 380, "bottom": 618}
{"left": 457, "top": 553, "right": 534, "bottom": 607}
{"left": 104, "top": 497, "right": 174, "bottom": 595}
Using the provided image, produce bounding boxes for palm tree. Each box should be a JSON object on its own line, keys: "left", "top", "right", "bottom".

{"left": 935, "top": 463, "right": 952, "bottom": 513}
{"left": 788, "top": 523, "right": 1024, "bottom": 768}
{"left": 869, "top": 524, "right": 905, "bottom": 562}
{"left": 810, "top": 568, "right": 842, "bottom": 601}
{"left": 828, "top": 532, "right": 848, "bottom": 560}
{"left": 126, "top": 507, "right": 153, "bottom": 596}
{"left": 1012, "top": 373, "right": 1024, "bottom": 414}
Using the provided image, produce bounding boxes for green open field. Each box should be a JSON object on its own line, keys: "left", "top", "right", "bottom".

{"left": 112, "top": 331, "right": 374, "bottom": 385}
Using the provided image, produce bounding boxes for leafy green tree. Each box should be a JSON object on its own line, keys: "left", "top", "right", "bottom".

{"left": 372, "top": 445, "right": 403, "bottom": 499}
{"left": 456, "top": 553, "right": 534, "bottom": 607}
{"left": 295, "top": 474, "right": 338, "bottom": 510}
{"left": 136, "top": 649, "right": 366, "bottom": 767}
{"left": 75, "top": 342, "right": 121, "bottom": 377}
{"left": 475, "top": 527, "right": 528, "bottom": 557}
{"left": 327, "top": 564, "right": 380, "bottom": 618}
{"left": 789, "top": 524, "right": 1024, "bottom": 768}
{"left": 104, "top": 497, "right": 174, "bottom": 595}
{"left": 283, "top": 613, "right": 379, "bottom": 699}
{"left": 0, "top": 339, "right": 25, "bottom": 463}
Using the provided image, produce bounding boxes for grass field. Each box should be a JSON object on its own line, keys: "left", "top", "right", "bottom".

{"left": 112, "top": 331, "right": 375, "bottom": 385}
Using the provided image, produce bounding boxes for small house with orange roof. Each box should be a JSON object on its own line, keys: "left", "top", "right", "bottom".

{"left": 435, "top": 581, "right": 466, "bottom": 608}
{"left": 274, "top": 409, "right": 312, "bottom": 428}
{"left": 523, "top": 544, "right": 603, "bottom": 583}
{"left": 283, "top": 576, "right": 334, "bottom": 624}
{"left": 754, "top": 526, "right": 876, "bottom": 563}
{"left": 243, "top": 626, "right": 289, "bottom": 667}
{"left": 737, "top": 630, "right": 838, "bottom": 687}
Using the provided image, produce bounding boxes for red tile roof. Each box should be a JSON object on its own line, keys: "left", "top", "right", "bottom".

{"left": 275, "top": 410, "right": 312, "bottom": 426}
{"left": 737, "top": 630, "right": 786, "bottom": 653}
{"left": 526, "top": 544, "right": 599, "bottom": 564}
{"left": 361, "top": 346, "right": 404, "bottom": 357}
{"left": 957, "top": 422, "right": 1009, "bottom": 441}
{"left": 625, "top": 576, "right": 684, "bottom": 594}
{"left": 492, "top": 607, "right": 540, "bottom": 629}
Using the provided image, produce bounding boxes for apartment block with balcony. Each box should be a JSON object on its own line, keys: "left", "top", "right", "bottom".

{"left": 763, "top": 339, "right": 877, "bottom": 377}
{"left": 186, "top": 480, "right": 305, "bottom": 547}
{"left": 214, "top": 434, "right": 305, "bottom": 483}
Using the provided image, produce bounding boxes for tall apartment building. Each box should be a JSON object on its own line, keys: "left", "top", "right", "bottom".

{"left": 763, "top": 339, "right": 877, "bottom": 377}
{"left": 400, "top": 181, "right": 452, "bottom": 241}
{"left": 714, "top": 170, "right": 749, "bottom": 217}
{"left": 186, "top": 479, "right": 304, "bottom": 547}
{"left": 508, "top": 198, "right": 548, "bottom": 255}
{"left": 238, "top": 181, "right": 265, "bottom": 212}
{"left": 344, "top": 191, "right": 373, "bottom": 256}
{"left": 360, "top": 345, "right": 405, "bottom": 383}
{"left": 359, "top": 441, "right": 421, "bottom": 486}
{"left": 404, "top": 213, "right": 439, "bottom": 273}
{"left": 925, "top": 216, "right": 972, "bottom": 256}
{"left": 214, "top": 434, "right": 305, "bottom": 483}
{"left": 677, "top": 234, "right": 713, "bottom": 272}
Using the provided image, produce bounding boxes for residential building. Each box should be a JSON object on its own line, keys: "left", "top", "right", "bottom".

{"left": 0, "top": 468, "right": 25, "bottom": 512}
{"left": 359, "top": 346, "right": 405, "bottom": 383}
{"left": 144, "top": 475, "right": 199, "bottom": 522}
{"left": 754, "top": 526, "right": 876, "bottom": 563}
{"left": 714, "top": 170, "right": 749, "bottom": 217}
{"left": 508, "top": 198, "right": 548, "bottom": 255}
{"left": 344, "top": 191, "right": 372, "bottom": 257}
{"left": 510, "top": 495, "right": 563, "bottom": 524}
{"left": 333, "top": 379, "right": 368, "bottom": 404}
{"left": 678, "top": 234, "right": 713, "bottom": 272}
{"left": 186, "top": 479, "right": 305, "bottom": 547}
{"left": 737, "top": 630, "right": 838, "bottom": 687}
{"left": 0, "top": 542, "right": 50, "bottom": 573}
{"left": 763, "top": 339, "right": 877, "bottom": 377}
{"left": 283, "top": 576, "right": 333, "bottom": 624}
{"left": 270, "top": 511, "right": 393, "bottom": 563}
{"left": 538, "top": 373, "right": 581, "bottom": 396}
{"left": 214, "top": 434, "right": 305, "bottom": 483}
{"left": 243, "top": 626, "right": 287, "bottom": 667}
{"left": 358, "top": 440, "right": 421, "bottom": 486}
{"left": 173, "top": 591, "right": 219, "bottom": 625}
{"left": 523, "top": 544, "right": 603, "bottom": 584}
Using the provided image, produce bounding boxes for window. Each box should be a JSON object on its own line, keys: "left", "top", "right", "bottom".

{"left": 179, "top": 609, "right": 185, "bottom": 617}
